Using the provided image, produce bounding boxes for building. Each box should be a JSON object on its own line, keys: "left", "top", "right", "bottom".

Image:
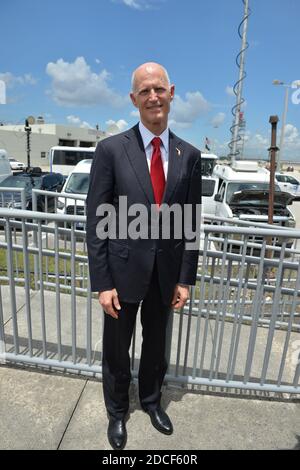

{"left": 0, "top": 120, "right": 108, "bottom": 168}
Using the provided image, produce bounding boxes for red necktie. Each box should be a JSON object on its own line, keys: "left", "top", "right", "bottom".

{"left": 150, "top": 137, "right": 165, "bottom": 206}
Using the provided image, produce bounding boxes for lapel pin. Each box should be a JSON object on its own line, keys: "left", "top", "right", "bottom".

{"left": 176, "top": 147, "right": 181, "bottom": 156}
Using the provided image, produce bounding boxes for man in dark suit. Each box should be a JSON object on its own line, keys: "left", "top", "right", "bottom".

{"left": 86, "top": 62, "right": 201, "bottom": 450}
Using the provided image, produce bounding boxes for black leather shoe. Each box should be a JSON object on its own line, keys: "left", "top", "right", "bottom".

{"left": 107, "top": 417, "right": 127, "bottom": 450}
{"left": 145, "top": 406, "right": 173, "bottom": 435}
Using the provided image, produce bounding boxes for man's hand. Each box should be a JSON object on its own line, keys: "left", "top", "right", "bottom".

{"left": 171, "top": 285, "right": 189, "bottom": 309}
{"left": 98, "top": 288, "right": 121, "bottom": 319}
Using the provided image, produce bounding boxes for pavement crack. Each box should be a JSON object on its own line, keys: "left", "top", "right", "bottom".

{"left": 56, "top": 378, "right": 89, "bottom": 450}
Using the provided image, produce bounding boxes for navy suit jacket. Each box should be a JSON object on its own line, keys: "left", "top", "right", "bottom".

{"left": 86, "top": 124, "right": 202, "bottom": 305}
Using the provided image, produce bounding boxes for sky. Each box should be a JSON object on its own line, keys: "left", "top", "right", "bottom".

{"left": 0, "top": 0, "right": 299, "bottom": 160}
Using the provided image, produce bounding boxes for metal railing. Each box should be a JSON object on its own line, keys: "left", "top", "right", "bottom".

{"left": 0, "top": 187, "right": 26, "bottom": 210}
{"left": 32, "top": 188, "right": 87, "bottom": 215}
{"left": 0, "top": 206, "right": 299, "bottom": 395}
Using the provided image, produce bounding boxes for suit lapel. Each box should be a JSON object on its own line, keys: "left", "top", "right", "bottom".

{"left": 123, "top": 125, "right": 155, "bottom": 205}
{"left": 162, "top": 131, "right": 183, "bottom": 205}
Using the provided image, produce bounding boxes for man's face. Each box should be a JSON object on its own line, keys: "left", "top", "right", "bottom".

{"left": 130, "top": 66, "right": 175, "bottom": 130}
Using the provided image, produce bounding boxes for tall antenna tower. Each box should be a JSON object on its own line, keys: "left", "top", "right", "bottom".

{"left": 228, "top": 0, "right": 251, "bottom": 163}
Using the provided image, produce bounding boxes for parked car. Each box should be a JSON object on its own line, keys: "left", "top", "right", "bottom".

{"left": 57, "top": 159, "right": 92, "bottom": 229}
{"left": 275, "top": 172, "right": 300, "bottom": 199}
{"left": 0, "top": 168, "right": 64, "bottom": 211}
{"left": 9, "top": 157, "right": 25, "bottom": 171}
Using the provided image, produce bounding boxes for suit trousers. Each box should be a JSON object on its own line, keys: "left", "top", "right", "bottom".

{"left": 102, "top": 261, "right": 172, "bottom": 419}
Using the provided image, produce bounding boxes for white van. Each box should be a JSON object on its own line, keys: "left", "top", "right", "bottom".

{"left": 57, "top": 159, "right": 92, "bottom": 227}
{"left": 49, "top": 146, "right": 95, "bottom": 176}
{"left": 0, "top": 149, "right": 13, "bottom": 183}
{"left": 212, "top": 161, "right": 295, "bottom": 228}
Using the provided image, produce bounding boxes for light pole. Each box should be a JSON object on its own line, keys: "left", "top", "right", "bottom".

{"left": 273, "top": 80, "right": 300, "bottom": 169}
{"left": 24, "top": 115, "right": 35, "bottom": 169}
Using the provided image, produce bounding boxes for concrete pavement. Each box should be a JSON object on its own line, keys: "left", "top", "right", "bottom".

{"left": 0, "top": 364, "right": 299, "bottom": 450}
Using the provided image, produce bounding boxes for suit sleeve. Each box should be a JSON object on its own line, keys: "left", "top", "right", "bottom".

{"left": 86, "top": 141, "right": 115, "bottom": 292}
{"left": 178, "top": 150, "right": 202, "bottom": 286}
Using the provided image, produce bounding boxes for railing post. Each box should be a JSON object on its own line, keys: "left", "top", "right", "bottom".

{"left": 165, "top": 306, "right": 175, "bottom": 379}
{"left": 0, "top": 285, "right": 6, "bottom": 364}
{"left": 20, "top": 188, "right": 26, "bottom": 210}
{"left": 32, "top": 190, "right": 39, "bottom": 290}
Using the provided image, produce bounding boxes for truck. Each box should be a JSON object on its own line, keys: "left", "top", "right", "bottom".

{"left": 212, "top": 160, "right": 296, "bottom": 250}
{"left": 0, "top": 149, "right": 13, "bottom": 183}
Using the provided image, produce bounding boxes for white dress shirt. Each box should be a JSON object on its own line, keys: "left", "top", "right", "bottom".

{"left": 138, "top": 121, "right": 188, "bottom": 289}
{"left": 138, "top": 121, "right": 169, "bottom": 180}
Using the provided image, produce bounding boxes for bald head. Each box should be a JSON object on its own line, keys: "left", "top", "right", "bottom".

{"left": 131, "top": 62, "right": 171, "bottom": 93}
{"left": 130, "top": 62, "right": 175, "bottom": 135}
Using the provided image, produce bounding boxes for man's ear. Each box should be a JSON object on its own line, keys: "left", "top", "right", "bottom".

{"left": 130, "top": 92, "right": 138, "bottom": 108}
{"left": 170, "top": 84, "right": 175, "bottom": 101}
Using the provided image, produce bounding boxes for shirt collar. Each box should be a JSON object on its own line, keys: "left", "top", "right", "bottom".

{"left": 138, "top": 121, "right": 169, "bottom": 152}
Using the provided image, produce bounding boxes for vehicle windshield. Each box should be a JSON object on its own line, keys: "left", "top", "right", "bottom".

{"left": 202, "top": 179, "right": 216, "bottom": 196}
{"left": 64, "top": 173, "right": 90, "bottom": 194}
{"left": 0, "top": 174, "right": 42, "bottom": 190}
{"left": 201, "top": 159, "right": 217, "bottom": 176}
{"left": 226, "top": 182, "right": 281, "bottom": 204}
{"left": 53, "top": 150, "right": 94, "bottom": 165}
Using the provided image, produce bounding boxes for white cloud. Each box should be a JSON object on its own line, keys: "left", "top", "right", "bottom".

{"left": 123, "top": 0, "right": 142, "bottom": 8}
{"left": 66, "top": 114, "right": 93, "bottom": 128}
{"left": 211, "top": 112, "right": 226, "bottom": 128}
{"left": 0, "top": 72, "right": 37, "bottom": 87}
{"left": 67, "top": 115, "right": 81, "bottom": 125}
{"left": 253, "top": 134, "right": 269, "bottom": 147}
{"left": 240, "top": 131, "right": 269, "bottom": 152}
{"left": 95, "top": 58, "right": 101, "bottom": 64}
{"left": 241, "top": 125, "right": 300, "bottom": 159}
{"left": 168, "top": 120, "right": 192, "bottom": 130}
{"left": 81, "top": 121, "right": 93, "bottom": 129}
{"left": 129, "top": 90, "right": 210, "bottom": 128}
{"left": 113, "top": 0, "right": 159, "bottom": 9}
{"left": 249, "top": 40, "right": 260, "bottom": 48}
{"left": 226, "top": 86, "right": 235, "bottom": 97}
{"left": 106, "top": 119, "right": 129, "bottom": 134}
{"left": 46, "top": 56, "right": 128, "bottom": 107}
{"left": 207, "top": 125, "right": 300, "bottom": 159}
{"left": 23, "top": 74, "right": 37, "bottom": 85}
{"left": 170, "top": 91, "right": 210, "bottom": 128}
{"left": 283, "top": 123, "right": 299, "bottom": 145}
